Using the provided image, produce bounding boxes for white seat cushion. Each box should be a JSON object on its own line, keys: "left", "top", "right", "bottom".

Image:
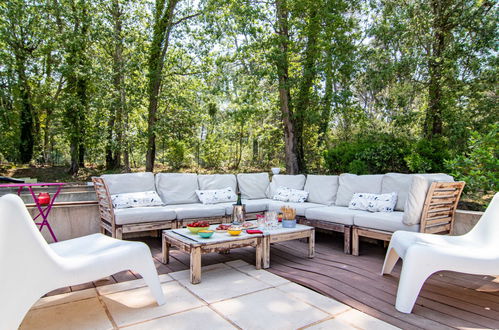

{"left": 198, "top": 174, "right": 237, "bottom": 191}
{"left": 335, "top": 174, "right": 384, "bottom": 206}
{"left": 101, "top": 173, "right": 156, "bottom": 195}
{"left": 155, "top": 173, "right": 199, "bottom": 205}
{"left": 267, "top": 201, "right": 323, "bottom": 217}
{"left": 304, "top": 206, "right": 370, "bottom": 226}
{"left": 237, "top": 173, "right": 270, "bottom": 199}
{"left": 163, "top": 203, "right": 226, "bottom": 220}
{"left": 354, "top": 211, "right": 419, "bottom": 232}
{"left": 304, "top": 175, "right": 338, "bottom": 206}
{"left": 266, "top": 174, "right": 307, "bottom": 198}
{"left": 222, "top": 199, "right": 271, "bottom": 215}
{"left": 114, "top": 206, "right": 176, "bottom": 225}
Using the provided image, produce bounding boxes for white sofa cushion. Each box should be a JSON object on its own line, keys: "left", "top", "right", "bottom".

{"left": 163, "top": 203, "right": 226, "bottom": 220}
{"left": 267, "top": 201, "right": 323, "bottom": 217}
{"left": 354, "top": 211, "right": 419, "bottom": 232}
{"left": 198, "top": 174, "right": 237, "bottom": 191}
{"left": 237, "top": 173, "right": 270, "bottom": 199}
{"left": 111, "top": 191, "right": 164, "bottom": 209}
{"left": 155, "top": 173, "right": 199, "bottom": 205}
{"left": 381, "top": 173, "right": 413, "bottom": 211}
{"left": 271, "top": 187, "right": 308, "bottom": 203}
{"left": 336, "top": 174, "right": 383, "bottom": 206}
{"left": 403, "top": 174, "right": 454, "bottom": 225}
{"left": 304, "top": 175, "right": 338, "bottom": 206}
{"left": 101, "top": 173, "right": 155, "bottom": 195}
{"left": 304, "top": 206, "right": 369, "bottom": 226}
{"left": 196, "top": 187, "right": 237, "bottom": 204}
{"left": 114, "top": 206, "right": 176, "bottom": 225}
{"left": 222, "top": 199, "right": 271, "bottom": 215}
{"left": 266, "top": 174, "right": 307, "bottom": 198}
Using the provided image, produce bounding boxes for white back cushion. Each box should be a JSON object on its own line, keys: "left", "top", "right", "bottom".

{"left": 335, "top": 173, "right": 383, "bottom": 206}
{"left": 101, "top": 172, "right": 155, "bottom": 195}
{"left": 304, "top": 175, "right": 338, "bottom": 206}
{"left": 403, "top": 173, "right": 454, "bottom": 225}
{"left": 155, "top": 173, "right": 199, "bottom": 205}
{"left": 198, "top": 174, "right": 237, "bottom": 191}
{"left": 236, "top": 173, "right": 270, "bottom": 199}
{"left": 381, "top": 173, "right": 413, "bottom": 211}
{"left": 266, "top": 174, "right": 306, "bottom": 198}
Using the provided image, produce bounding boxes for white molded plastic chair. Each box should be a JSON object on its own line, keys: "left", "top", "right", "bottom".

{"left": 0, "top": 194, "right": 166, "bottom": 330}
{"left": 382, "top": 192, "right": 499, "bottom": 313}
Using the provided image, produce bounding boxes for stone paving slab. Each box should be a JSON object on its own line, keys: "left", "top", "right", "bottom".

{"left": 21, "top": 260, "right": 399, "bottom": 330}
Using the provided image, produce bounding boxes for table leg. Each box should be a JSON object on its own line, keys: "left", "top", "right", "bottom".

{"left": 255, "top": 237, "right": 262, "bottom": 270}
{"left": 263, "top": 235, "right": 270, "bottom": 269}
{"left": 190, "top": 247, "right": 202, "bottom": 284}
{"left": 162, "top": 236, "right": 170, "bottom": 264}
{"left": 308, "top": 229, "right": 315, "bottom": 258}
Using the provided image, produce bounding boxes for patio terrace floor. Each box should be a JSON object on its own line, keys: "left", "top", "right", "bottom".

{"left": 44, "top": 233, "right": 499, "bottom": 329}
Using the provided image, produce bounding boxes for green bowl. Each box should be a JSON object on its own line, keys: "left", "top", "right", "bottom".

{"left": 198, "top": 230, "right": 214, "bottom": 238}
{"left": 187, "top": 226, "right": 210, "bottom": 234}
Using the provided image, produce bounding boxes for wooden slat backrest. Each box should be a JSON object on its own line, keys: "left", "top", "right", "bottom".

{"left": 92, "top": 177, "right": 116, "bottom": 231}
{"left": 420, "top": 181, "right": 465, "bottom": 234}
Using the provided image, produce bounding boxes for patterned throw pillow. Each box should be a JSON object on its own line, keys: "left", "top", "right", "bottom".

{"left": 287, "top": 188, "right": 309, "bottom": 203}
{"left": 272, "top": 186, "right": 291, "bottom": 202}
{"left": 348, "top": 192, "right": 397, "bottom": 213}
{"left": 272, "top": 186, "right": 309, "bottom": 203}
{"left": 111, "top": 191, "right": 164, "bottom": 209}
{"left": 196, "top": 187, "right": 237, "bottom": 204}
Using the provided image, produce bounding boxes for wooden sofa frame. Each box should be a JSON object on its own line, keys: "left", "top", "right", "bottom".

{"left": 298, "top": 217, "right": 351, "bottom": 254}
{"left": 351, "top": 181, "right": 465, "bottom": 256}
{"left": 93, "top": 177, "right": 230, "bottom": 239}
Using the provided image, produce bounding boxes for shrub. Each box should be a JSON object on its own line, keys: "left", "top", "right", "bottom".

{"left": 446, "top": 124, "right": 499, "bottom": 197}
{"left": 405, "top": 137, "right": 450, "bottom": 173}
{"left": 324, "top": 133, "right": 412, "bottom": 174}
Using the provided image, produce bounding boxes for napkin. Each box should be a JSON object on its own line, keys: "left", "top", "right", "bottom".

{"left": 246, "top": 229, "right": 263, "bottom": 234}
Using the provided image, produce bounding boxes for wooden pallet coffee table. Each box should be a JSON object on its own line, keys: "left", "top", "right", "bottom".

{"left": 262, "top": 223, "right": 315, "bottom": 268}
{"left": 162, "top": 226, "right": 264, "bottom": 284}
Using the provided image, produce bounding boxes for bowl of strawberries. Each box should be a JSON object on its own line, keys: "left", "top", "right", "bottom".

{"left": 186, "top": 221, "right": 210, "bottom": 234}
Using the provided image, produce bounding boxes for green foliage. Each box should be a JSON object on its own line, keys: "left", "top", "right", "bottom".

{"left": 324, "top": 134, "right": 412, "bottom": 174}
{"left": 405, "top": 138, "right": 450, "bottom": 173}
{"left": 446, "top": 124, "right": 499, "bottom": 197}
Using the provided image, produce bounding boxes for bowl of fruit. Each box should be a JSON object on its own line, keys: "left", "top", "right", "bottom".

{"left": 186, "top": 221, "right": 210, "bottom": 234}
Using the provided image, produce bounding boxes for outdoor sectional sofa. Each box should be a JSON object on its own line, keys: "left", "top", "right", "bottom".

{"left": 93, "top": 172, "right": 464, "bottom": 254}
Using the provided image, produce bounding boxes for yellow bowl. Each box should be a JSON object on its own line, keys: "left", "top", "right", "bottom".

{"left": 228, "top": 228, "right": 242, "bottom": 236}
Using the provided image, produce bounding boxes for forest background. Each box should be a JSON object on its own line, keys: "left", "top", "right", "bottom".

{"left": 0, "top": 0, "right": 497, "bottom": 209}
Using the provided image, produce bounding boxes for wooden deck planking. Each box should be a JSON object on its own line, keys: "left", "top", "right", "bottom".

{"left": 43, "top": 233, "right": 499, "bottom": 329}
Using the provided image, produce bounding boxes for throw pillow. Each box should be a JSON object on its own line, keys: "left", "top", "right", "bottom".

{"left": 111, "top": 191, "right": 164, "bottom": 209}
{"left": 349, "top": 192, "right": 397, "bottom": 213}
{"left": 272, "top": 186, "right": 308, "bottom": 203}
{"left": 287, "top": 188, "right": 309, "bottom": 203}
{"left": 272, "top": 186, "right": 291, "bottom": 202}
{"left": 196, "top": 187, "right": 237, "bottom": 204}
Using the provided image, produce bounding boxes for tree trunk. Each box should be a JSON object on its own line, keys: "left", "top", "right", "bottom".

{"left": 294, "top": 2, "right": 320, "bottom": 172}
{"left": 145, "top": 0, "right": 179, "bottom": 172}
{"left": 424, "top": 0, "right": 449, "bottom": 139}
{"left": 106, "top": 0, "right": 126, "bottom": 170}
{"left": 275, "top": 0, "right": 299, "bottom": 174}
{"left": 318, "top": 45, "right": 333, "bottom": 148}
{"left": 15, "top": 56, "right": 34, "bottom": 163}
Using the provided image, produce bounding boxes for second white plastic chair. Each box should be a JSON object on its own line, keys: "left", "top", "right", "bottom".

{"left": 0, "top": 194, "right": 166, "bottom": 330}
{"left": 382, "top": 192, "right": 499, "bottom": 313}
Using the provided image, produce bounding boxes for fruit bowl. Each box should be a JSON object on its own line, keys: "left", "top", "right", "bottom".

{"left": 186, "top": 221, "right": 210, "bottom": 234}
{"left": 198, "top": 229, "right": 214, "bottom": 238}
